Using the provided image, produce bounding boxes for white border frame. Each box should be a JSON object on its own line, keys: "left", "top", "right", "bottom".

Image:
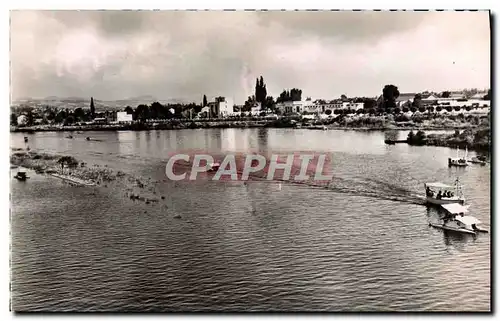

{"left": 2, "top": 1, "right": 497, "bottom": 320}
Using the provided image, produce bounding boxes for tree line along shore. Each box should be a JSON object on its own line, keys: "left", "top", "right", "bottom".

{"left": 11, "top": 79, "right": 490, "bottom": 151}
{"left": 11, "top": 111, "right": 489, "bottom": 131}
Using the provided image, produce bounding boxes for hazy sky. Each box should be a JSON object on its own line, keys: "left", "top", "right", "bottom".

{"left": 10, "top": 10, "right": 490, "bottom": 103}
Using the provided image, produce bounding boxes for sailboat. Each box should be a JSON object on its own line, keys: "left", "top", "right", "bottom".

{"left": 448, "top": 146, "right": 468, "bottom": 167}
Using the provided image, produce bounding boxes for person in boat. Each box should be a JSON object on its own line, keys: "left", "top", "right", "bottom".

{"left": 436, "top": 191, "right": 442, "bottom": 199}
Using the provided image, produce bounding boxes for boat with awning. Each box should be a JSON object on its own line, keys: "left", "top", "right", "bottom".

{"left": 428, "top": 203, "right": 488, "bottom": 234}
{"left": 424, "top": 179, "right": 465, "bottom": 205}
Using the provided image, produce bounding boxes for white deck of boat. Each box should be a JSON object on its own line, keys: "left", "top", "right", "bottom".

{"left": 441, "top": 203, "right": 469, "bottom": 214}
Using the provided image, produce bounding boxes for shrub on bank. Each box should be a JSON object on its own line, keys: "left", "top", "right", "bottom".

{"left": 407, "top": 130, "right": 427, "bottom": 145}
{"left": 395, "top": 114, "right": 410, "bottom": 122}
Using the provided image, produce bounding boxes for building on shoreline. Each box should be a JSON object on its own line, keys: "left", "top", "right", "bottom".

{"left": 276, "top": 100, "right": 363, "bottom": 115}
{"left": 206, "top": 97, "right": 236, "bottom": 118}
{"left": 116, "top": 112, "right": 133, "bottom": 123}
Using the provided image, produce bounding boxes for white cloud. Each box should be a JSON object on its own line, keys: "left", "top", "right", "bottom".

{"left": 10, "top": 10, "right": 490, "bottom": 103}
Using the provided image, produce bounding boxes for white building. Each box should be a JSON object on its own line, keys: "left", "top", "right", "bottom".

{"left": 208, "top": 97, "right": 236, "bottom": 118}
{"left": 116, "top": 112, "right": 133, "bottom": 122}
{"left": 342, "top": 102, "right": 364, "bottom": 110}
{"left": 198, "top": 106, "right": 211, "bottom": 118}
{"left": 276, "top": 101, "right": 318, "bottom": 114}
{"left": 277, "top": 100, "right": 358, "bottom": 115}
{"left": 422, "top": 94, "right": 439, "bottom": 102}
{"left": 217, "top": 97, "right": 235, "bottom": 117}
{"left": 318, "top": 102, "right": 343, "bottom": 114}
{"left": 17, "top": 115, "right": 28, "bottom": 126}
{"left": 435, "top": 98, "right": 490, "bottom": 108}
{"left": 250, "top": 102, "right": 262, "bottom": 116}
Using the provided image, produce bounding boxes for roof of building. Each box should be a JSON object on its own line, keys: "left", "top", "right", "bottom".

{"left": 422, "top": 94, "right": 439, "bottom": 100}
{"left": 396, "top": 93, "right": 417, "bottom": 102}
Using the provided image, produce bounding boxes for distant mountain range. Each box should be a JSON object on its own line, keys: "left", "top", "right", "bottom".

{"left": 11, "top": 96, "right": 191, "bottom": 110}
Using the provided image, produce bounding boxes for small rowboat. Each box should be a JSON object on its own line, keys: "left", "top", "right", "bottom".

{"left": 14, "top": 171, "right": 29, "bottom": 181}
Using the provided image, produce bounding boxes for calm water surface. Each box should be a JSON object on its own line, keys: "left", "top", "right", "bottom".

{"left": 10, "top": 129, "right": 490, "bottom": 311}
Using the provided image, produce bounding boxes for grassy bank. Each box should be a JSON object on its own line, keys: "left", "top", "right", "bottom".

{"left": 11, "top": 113, "right": 489, "bottom": 133}
{"left": 419, "top": 128, "right": 490, "bottom": 151}
{"left": 321, "top": 113, "right": 490, "bottom": 131}
{"left": 399, "top": 126, "right": 490, "bottom": 152}
{"left": 10, "top": 150, "right": 171, "bottom": 210}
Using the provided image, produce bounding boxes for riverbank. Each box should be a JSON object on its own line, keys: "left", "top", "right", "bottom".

{"left": 11, "top": 113, "right": 489, "bottom": 133}
{"left": 10, "top": 119, "right": 277, "bottom": 132}
{"left": 398, "top": 127, "right": 491, "bottom": 152}
{"left": 10, "top": 150, "right": 170, "bottom": 210}
{"left": 424, "top": 128, "right": 490, "bottom": 151}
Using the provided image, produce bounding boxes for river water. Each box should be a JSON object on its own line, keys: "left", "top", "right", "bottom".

{"left": 10, "top": 128, "right": 491, "bottom": 312}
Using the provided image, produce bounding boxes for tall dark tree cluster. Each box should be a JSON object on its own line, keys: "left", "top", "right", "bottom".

{"left": 128, "top": 102, "right": 201, "bottom": 121}
{"left": 412, "top": 93, "right": 422, "bottom": 108}
{"left": 276, "top": 88, "right": 302, "bottom": 103}
{"left": 255, "top": 76, "right": 267, "bottom": 107}
{"left": 441, "top": 91, "right": 451, "bottom": 98}
{"left": 243, "top": 95, "right": 256, "bottom": 111}
{"left": 124, "top": 106, "right": 134, "bottom": 114}
{"left": 242, "top": 76, "right": 274, "bottom": 111}
{"left": 361, "top": 98, "right": 377, "bottom": 110}
{"left": 203, "top": 95, "right": 208, "bottom": 107}
{"left": 265, "top": 96, "right": 275, "bottom": 110}
{"left": 90, "top": 97, "right": 95, "bottom": 119}
{"left": 381, "top": 84, "right": 400, "bottom": 109}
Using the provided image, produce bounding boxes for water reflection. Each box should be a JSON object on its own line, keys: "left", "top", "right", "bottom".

{"left": 384, "top": 130, "right": 399, "bottom": 141}
{"left": 117, "top": 131, "right": 137, "bottom": 155}
{"left": 257, "top": 128, "right": 268, "bottom": 152}
{"left": 10, "top": 128, "right": 490, "bottom": 311}
{"left": 442, "top": 230, "right": 476, "bottom": 249}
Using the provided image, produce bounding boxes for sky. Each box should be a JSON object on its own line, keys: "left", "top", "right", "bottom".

{"left": 10, "top": 10, "right": 491, "bottom": 104}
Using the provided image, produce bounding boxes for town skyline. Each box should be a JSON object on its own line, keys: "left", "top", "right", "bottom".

{"left": 11, "top": 10, "right": 491, "bottom": 103}
{"left": 12, "top": 85, "right": 490, "bottom": 107}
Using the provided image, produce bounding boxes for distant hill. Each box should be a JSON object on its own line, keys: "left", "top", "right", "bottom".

{"left": 11, "top": 96, "right": 194, "bottom": 111}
